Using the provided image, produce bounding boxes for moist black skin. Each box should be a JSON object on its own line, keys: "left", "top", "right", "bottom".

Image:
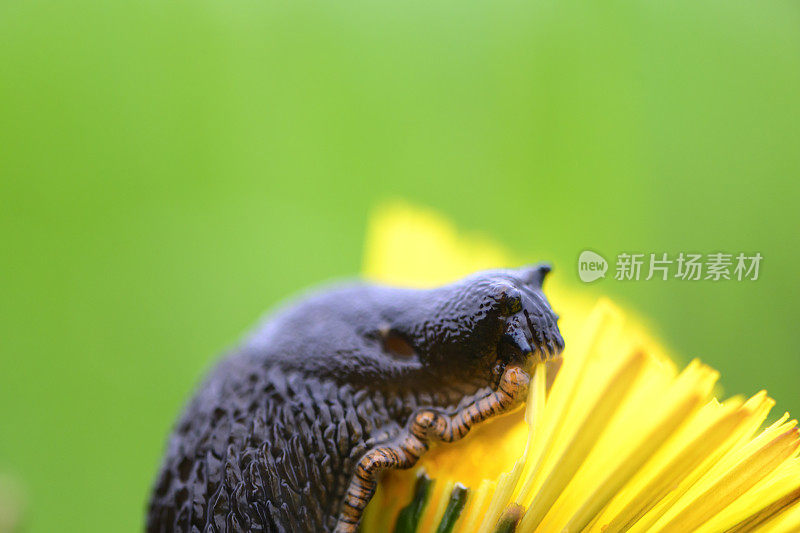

{"left": 146, "top": 265, "right": 563, "bottom": 532}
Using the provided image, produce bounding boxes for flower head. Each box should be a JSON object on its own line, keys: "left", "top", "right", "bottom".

{"left": 359, "top": 203, "right": 800, "bottom": 533}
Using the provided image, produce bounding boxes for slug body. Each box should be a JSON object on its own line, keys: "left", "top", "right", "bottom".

{"left": 147, "top": 265, "right": 563, "bottom": 532}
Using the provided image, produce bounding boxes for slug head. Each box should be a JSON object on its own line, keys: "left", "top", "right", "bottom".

{"left": 409, "top": 264, "right": 564, "bottom": 386}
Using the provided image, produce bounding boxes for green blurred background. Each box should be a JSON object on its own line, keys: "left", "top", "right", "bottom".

{"left": 1, "top": 0, "right": 799, "bottom": 530}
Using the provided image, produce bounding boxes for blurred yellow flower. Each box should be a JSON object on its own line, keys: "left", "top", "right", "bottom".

{"left": 0, "top": 475, "right": 24, "bottom": 533}
{"left": 359, "top": 203, "right": 800, "bottom": 533}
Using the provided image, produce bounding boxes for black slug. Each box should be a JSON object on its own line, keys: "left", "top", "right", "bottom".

{"left": 147, "top": 265, "right": 564, "bottom": 532}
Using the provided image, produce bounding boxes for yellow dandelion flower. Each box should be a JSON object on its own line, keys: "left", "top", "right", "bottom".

{"left": 359, "top": 203, "right": 800, "bottom": 533}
